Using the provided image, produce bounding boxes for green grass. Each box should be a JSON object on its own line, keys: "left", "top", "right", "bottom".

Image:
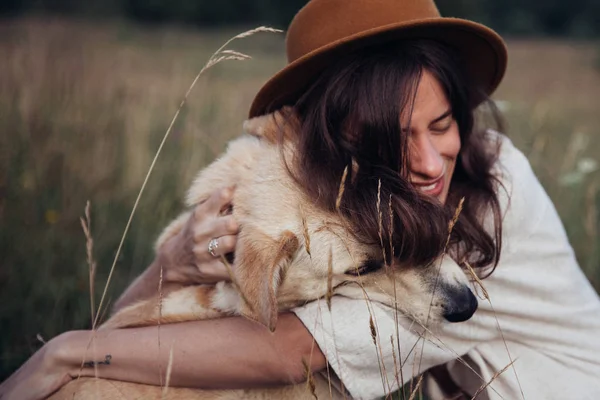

{"left": 0, "top": 18, "right": 599, "bottom": 384}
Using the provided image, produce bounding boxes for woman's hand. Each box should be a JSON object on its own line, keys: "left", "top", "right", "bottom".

{"left": 158, "top": 187, "right": 240, "bottom": 284}
{"left": 113, "top": 187, "right": 240, "bottom": 312}
{"left": 0, "top": 334, "right": 72, "bottom": 400}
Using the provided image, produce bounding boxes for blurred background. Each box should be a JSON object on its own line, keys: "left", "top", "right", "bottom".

{"left": 1, "top": 0, "right": 599, "bottom": 381}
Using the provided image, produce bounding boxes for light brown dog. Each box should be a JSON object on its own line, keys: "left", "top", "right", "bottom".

{"left": 50, "top": 108, "right": 477, "bottom": 399}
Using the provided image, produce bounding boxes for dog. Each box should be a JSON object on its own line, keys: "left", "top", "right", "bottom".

{"left": 49, "top": 108, "right": 478, "bottom": 400}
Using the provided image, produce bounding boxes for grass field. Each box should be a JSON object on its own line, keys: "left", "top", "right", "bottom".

{"left": 1, "top": 17, "right": 599, "bottom": 385}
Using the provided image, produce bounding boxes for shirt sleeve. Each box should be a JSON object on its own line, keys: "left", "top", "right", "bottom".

{"left": 292, "top": 271, "right": 498, "bottom": 400}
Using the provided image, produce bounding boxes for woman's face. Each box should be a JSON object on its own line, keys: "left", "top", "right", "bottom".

{"left": 403, "top": 70, "right": 461, "bottom": 205}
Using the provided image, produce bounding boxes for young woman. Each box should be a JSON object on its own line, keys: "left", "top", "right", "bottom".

{"left": 2, "top": 0, "right": 600, "bottom": 399}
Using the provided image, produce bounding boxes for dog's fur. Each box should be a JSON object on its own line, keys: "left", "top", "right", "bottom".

{"left": 49, "top": 109, "right": 476, "bottom": 400}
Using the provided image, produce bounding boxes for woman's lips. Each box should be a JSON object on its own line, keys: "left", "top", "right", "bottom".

{"left": 413, "top": 176, "right": 445, "bottom": 198}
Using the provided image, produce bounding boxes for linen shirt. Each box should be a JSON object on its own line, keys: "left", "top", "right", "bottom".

{"left": 293, "top": 132, "right": 600, "bottom": 399}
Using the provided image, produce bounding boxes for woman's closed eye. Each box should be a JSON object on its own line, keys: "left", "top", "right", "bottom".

{"left": 431, "top": 121, "right": 453, "bottom": 134}
{"left": 429, "top": 114, "right": 455, "bottom": 134}
{"left": 429, "top": 109, "right": 454, "bottom": 134}
{"left": 345, "top": 259, "right": 384, "bottom": 276}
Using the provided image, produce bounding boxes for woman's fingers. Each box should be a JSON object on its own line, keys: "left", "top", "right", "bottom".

{"left": 193, "top": 215, "right": 238, "bottom": 243}
{"left": 215, "top": 216, "right": 239, "bottom": 236}
{"left": 189, "top": 235, "right": 237, "bottom": 282}
{"left": 199, "top": 260, "right": 232, "bottom": 282}
{"left": 194, "top": 187, "right": 234, "bottom": 221}
{"left": 166, "top": 262, "right": 228, "bottom": 284}
{"left": 195, "top": 235, "right": 237, "bottom": 259}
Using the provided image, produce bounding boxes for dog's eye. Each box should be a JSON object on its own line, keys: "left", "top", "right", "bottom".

{"left": 345, "top": 259, "right": 384, "bottom": 276}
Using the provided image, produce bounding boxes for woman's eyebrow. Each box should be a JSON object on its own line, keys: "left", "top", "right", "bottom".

{"left": 431, "top": 109, "right": 453, "bottom": 124}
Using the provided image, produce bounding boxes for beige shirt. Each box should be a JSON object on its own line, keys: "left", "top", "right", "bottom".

{"left": 293, "top": 133, "right": 600, "bottom": 400}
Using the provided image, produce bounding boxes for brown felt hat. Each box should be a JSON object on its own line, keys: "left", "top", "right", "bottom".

{"left": 249, "top": 0, "right": 507, "bottom": 118}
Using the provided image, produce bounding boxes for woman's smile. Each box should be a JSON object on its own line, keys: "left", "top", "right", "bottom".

{"left": 413, "top": 173, "right": 445, "bottom": 197}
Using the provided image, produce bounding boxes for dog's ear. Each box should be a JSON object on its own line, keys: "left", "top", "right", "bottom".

{"left": 242, "top": 106, "right": 299, "bottom": 144}
{"left": 232, "top": 229, "right": 299, "bottom": 332}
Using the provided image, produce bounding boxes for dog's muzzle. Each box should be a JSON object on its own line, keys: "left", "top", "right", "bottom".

{"left": 441, "top": 284, "right": 478, "bottom": 323}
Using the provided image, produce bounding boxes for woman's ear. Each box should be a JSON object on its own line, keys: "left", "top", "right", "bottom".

{"left": 232, "top": 228, "right": 299, "bottom": 331}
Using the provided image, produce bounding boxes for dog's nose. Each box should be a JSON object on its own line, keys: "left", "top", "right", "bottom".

{"left": 442, "top": 285, "right": 478, "bottom": 323}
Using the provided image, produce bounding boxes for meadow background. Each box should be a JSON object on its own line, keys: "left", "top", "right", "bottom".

{"left": 1, "top": 0, "right": 599, "bottom": 386}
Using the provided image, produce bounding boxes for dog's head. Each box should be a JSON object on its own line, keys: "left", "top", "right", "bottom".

{"left": 231, "top": 221, "right": 477, "bottom": 332}
{"left": 332, "top": 256, "right": 479, "bottom": 325}
{"left": 287, "top": 223, "right": 477, "bottom": 325}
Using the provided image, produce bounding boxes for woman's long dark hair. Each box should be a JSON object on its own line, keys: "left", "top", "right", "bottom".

{"left": 270, "top": 40, "right": 504, "bottom": 274}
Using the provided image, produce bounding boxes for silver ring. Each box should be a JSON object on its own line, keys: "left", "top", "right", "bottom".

{"left": 208, "top": 238, "right": 219, "bottom": 257}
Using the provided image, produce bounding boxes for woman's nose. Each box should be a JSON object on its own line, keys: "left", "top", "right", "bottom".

{"left": 409, "top": 135, "right": 444, "bottom": 179}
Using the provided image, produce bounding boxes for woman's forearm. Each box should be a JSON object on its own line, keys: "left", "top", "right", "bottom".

{"left": 56, "top": 313, "right": 326, "bottom": 389}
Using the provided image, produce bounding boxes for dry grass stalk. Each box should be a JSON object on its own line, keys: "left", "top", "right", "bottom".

{"left": 371, "top": 314, "right": 393, "bottom": 395}
{"left": 92, "top": 26, "right": 282, "bottom": 328}
{"left": 387, "top": 194, "right": 395, "bottom": 268}
{"left": 327, "top": 247, "right": 333, "bottom": 311}
{"left": 463, "top": 261, "right": 489, "bottom": 300}
{"left": 585, "top": 181, "right": 598, "bottom": 241}
{"left": 448, "top": 197, "right": 465, "bottom": 232}
{"left": 482, "top": 302, "right": 524, "bottom": 398}
{"left": 407, "top": 375, "right": 423, "bottom": 400}
{"left": 418, "top": 259, "right": 521, "bottom": 400}
{"left": 463, "top": 261, "right": 524, "bottom": 398}
{"left": 36, "top": 333, "right": 46, "bottom": 344}
{"left": 301, "top": 358, "right": 318, "bottom": 400}
{"left": 96, "top": 298, "right": 112, "bottom": 327}
{"left": 157, "top": 264, "right": 165, "bottom": 388}
{"left": 161, "top": 345, "right": 175, "bottom": 400}
{"left": 560, "top": 131, "right": 589, "bottom": 175}
{"left": 353, "top": 287, "right": 391, "bottom": 395}
{"left": 335, "top": 165, "right": 349, "bottom": 211}
{"left": 205, "top": 55, "right": 251, "bottom": 69}
{"left": 79, "top": 200, "right": 97, "bottom": 327}
{"left": 376, "top": 179, "right": 388, "bottom": 267}
{"left": 78, "top": 201, "right": 103, "bottom": 381}
{"left": 386, "top": 193, "right": 407, "bottom": 396}
{"left": 231, "top": 26, "right": 283, "bottom": 39}
{"left": 444, "top": 196, "right": 465, "bottom": 252}
{"left": 409, "top": 346, "right": 420, "bottom": 397}
{"left": 389, "top": 335, "right": 404, "bottom": 399}
{"left": 219, "top": 50, "right": 251, "bottom": 59}
{"left": 417, "top": 197, "right": 466, "bottom": 375}
{"left": 369, "top": 305, "right": 392, "bottom": 399}
{"left": 307, "top": 301, "right": 337, "bottom": 399}
{"left": 369, "top": 315, "right": 378, "bottom": 346}
{"left": 470, "top": 360, "right": 515, "bottom": 400}
{"left": 409, "top": 319, "right": 508, "bottom": 399}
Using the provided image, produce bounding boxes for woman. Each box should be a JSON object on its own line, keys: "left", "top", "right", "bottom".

{"left": 2, "top": 0, "right": 600, "bottom": 399}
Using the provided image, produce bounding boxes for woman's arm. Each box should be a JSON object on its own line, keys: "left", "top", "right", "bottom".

{"left": 66, "top": 314, "right": 325, "bottom": 387}
{"left": 0, "top": 314, "right": 327, "bottom": 400}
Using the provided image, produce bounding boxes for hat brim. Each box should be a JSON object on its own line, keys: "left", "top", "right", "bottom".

{"left": 249, "top": 18, "right": 507, "bottom": 117}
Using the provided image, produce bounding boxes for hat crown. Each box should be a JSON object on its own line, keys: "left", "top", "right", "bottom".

{"left": 287, "top": 0, "right": 441, "bottom": 62}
